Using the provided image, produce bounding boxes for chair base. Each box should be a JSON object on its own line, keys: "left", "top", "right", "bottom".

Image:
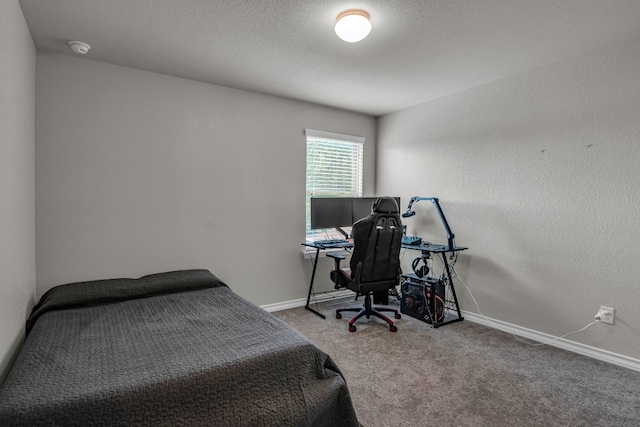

{"left": 335, "top": 293, "right": 401, "bottom": 332}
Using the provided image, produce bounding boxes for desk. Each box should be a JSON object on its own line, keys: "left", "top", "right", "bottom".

{"left": 302, "top": 241, "right": 353, "bottom": 319}
{"left": 401, "top": 242, "right": 467, "bottom": 328}
{"left": 302, "top": 240, "right": 468, "bottom": 325}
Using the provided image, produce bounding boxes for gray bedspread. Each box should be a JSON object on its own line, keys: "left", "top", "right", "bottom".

{"left": 0, "top": 270, "right": 360, "bottom": 426}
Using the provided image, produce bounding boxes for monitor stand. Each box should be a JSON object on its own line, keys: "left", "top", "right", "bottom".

{"left": 335, "top": 227, "right": 349, "bottom": 239}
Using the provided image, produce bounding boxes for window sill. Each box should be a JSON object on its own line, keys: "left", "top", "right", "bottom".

{"left": 300, "top": 246, "right": 351, "bottom": 260}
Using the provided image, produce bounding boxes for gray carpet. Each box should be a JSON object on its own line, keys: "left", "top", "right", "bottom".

{"left": 273, "top": 298, "right": 640, "bottom": 427}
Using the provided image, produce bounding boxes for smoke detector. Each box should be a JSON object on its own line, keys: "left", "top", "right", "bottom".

{"left": 69, "top": 41, "right": 91, "bottom": 55}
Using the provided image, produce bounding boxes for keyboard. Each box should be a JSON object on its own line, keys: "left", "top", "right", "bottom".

{"left": 402, "top": 236, "right": 422, "bottom": 245}
{"left": 313, "top": 238, "right": 350, "bottom": 247}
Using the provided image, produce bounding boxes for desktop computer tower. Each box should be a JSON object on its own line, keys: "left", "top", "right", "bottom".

{"left": 400, "top": 274, "right": 445, "bottom": 325}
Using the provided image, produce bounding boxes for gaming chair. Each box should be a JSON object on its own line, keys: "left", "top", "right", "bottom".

{"left": 329, "top": 196, "right": 403, "bottom": 332}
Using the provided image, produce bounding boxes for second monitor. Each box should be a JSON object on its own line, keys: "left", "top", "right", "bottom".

{"left": 310, "top": 197, "right": 401, "bottom": 231}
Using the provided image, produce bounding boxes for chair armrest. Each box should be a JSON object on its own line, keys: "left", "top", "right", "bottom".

{"left": 327, "top": 252, "right": 346, "bottom": 270}
{"left": 327, "top": 252, "right": 346, "bottom": 289}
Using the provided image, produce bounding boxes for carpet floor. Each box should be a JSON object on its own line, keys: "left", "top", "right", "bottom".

{"left": 273, "top": 298, "right": 640, "bottom": 427}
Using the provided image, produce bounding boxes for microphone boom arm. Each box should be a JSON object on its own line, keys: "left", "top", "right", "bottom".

{"left": 403, "top": 196, "right": 455, "bottom": 250}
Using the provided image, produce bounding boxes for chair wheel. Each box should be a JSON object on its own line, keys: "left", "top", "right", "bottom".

{"left": 336, "top": 313, "right": 342, "bottom": 319}
{"left": 394, "top": 313, "right": 401, "bottom": 319}
{"left": 390, "top": 325, "right": 397, "bottom": 332}
{"left": 349, "top": 325, "right": 357, "bottom": 332}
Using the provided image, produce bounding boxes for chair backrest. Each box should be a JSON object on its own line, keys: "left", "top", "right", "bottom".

{"left": 349, "top": 197, "right": 403, "bottom": 292}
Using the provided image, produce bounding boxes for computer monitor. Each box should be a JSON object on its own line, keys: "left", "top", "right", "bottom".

{"left": 310, "top": 197, "right": 353, "bottom": 230}
{"left": 351, "top": 197, "right": 401, "bottom": 223}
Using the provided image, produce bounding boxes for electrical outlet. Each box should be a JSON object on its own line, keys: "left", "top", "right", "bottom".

{"left": 596, "top": 306, "right": 615, "bottom": 325}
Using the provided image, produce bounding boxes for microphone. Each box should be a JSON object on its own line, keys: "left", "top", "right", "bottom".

{"left": 402, "top": 210, "right": 416, "bottom": 218}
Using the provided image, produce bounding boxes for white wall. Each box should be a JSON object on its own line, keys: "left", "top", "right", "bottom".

{"left": 0, "top": 0, "right": 36, "bottom": 381}
{"left": 377, "top": 37, "right": 640, "bottom": 360}
{"left": 35, "top": 53, "right": 376, "bottom": 305}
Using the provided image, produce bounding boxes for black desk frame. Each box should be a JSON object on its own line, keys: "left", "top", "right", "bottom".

{"left": 302, "top": 241, "right": 353, "bottom": 319}
{"left": 302, "top": 240, "right": 466, "bottom": 325}
{"left": 402, "top": 242, "right": 467, "bottom": 328}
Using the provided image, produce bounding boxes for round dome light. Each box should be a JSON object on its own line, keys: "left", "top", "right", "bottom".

{"left": 335, "top": 9, "right": 371, "bottom": 43}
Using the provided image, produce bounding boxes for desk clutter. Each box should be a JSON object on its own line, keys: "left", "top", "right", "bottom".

{"left": 401, "top": 235, "right": 422, "bottom": 245}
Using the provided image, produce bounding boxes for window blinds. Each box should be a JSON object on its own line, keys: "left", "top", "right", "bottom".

{"left": 305, "top": 129, "right": 364, "bottom": 197}
{"left": 305, "top": 129, "right": 364, "bottom": 236}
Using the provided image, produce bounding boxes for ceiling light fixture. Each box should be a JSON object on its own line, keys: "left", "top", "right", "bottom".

{"left": 68, "top": 41, "right": 91, "bottom": 55}
{"left": 335, "top": 9, "right": 371, "bottom": 43}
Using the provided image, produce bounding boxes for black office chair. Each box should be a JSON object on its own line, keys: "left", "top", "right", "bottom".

{"left": 329, "top": 196, "right": 403, "bottom": 332}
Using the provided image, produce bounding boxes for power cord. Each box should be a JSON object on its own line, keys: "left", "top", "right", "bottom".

{"left": 450, "top": 265, "right": 599, "bottom": 347}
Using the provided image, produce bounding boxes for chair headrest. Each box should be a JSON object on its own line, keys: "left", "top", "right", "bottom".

{"left": 373, "top": 197, "right": 399, "bottom": 214}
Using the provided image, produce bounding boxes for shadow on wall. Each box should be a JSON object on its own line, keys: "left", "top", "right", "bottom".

{"left": 1, "top": 334, "right": 25, "bottom": 385}
{"left": 409, "top": 199, "right": 607, "bottom": 334}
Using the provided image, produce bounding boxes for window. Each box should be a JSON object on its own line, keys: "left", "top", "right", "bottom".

{"left": 305, "top": 129, "right": 364, "bottom": 239}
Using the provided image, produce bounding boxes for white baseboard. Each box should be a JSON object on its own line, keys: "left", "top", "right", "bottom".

{"left": 261, "top": 297, "right": 307, "bottom": 313}
{"left": 262, "top": 297, "right": 640, "bottom": 372}
{"left": 461, "top": 310, "right": 640, "bottom": 372}
{"left": 260, "top": 289, "right": 353, "bottom": 313}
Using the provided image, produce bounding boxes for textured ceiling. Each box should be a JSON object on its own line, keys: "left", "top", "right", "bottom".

{"left": 18, "top": 0, "right": 640, "bottom": 116}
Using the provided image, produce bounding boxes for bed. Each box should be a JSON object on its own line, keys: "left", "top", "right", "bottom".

{"left": 0, "top": 269, "right": 360, "bottom": 426}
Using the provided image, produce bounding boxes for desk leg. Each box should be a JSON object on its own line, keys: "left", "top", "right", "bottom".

{"left": 434, "top": 252, "right": 464, "bottom": 328}
{"left": 305, "top": 247, "right": 326, "bottom": 319}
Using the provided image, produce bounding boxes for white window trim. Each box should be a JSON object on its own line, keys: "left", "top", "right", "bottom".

{"left": 305, "top": 129, "right": 366, "bottom": 145}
